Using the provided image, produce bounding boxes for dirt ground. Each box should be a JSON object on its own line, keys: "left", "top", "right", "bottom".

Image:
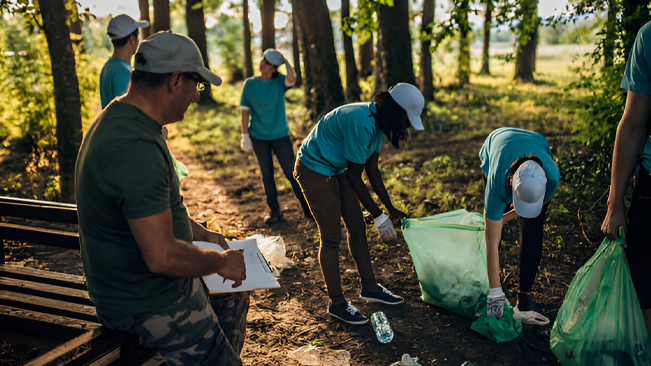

{"left": 2, "top": 134, "right": 597, "bottom": 366}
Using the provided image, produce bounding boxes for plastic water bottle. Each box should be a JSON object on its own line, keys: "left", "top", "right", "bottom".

{"left": 370, "top": 311, "right": 394, "bottom": 343}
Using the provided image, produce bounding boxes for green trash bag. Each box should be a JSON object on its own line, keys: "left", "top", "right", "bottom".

{"left": 471, "top": 301, "right": 522, "bottom": 343}
{"left": 171, "top": 152, "right": 190, "bottom": 181}
{"left": 550, "top": 235, "right": 651, "bottom": 366}
{"left": 402, "top": 209, "right": 488, "bottom": 318}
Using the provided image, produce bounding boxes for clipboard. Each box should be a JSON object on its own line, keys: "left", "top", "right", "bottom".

{"left": 193, "top": 239, "right": 280, "bottom": 293}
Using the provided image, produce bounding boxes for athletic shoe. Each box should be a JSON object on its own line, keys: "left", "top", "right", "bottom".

{"left": 264, "top": 210, "right": 282, "bottom": 224}
{"left": 327, "top": 302, "right": 368, "bottom": 324}
{"left": 360, "top": 285, "right": 404, "bottom": 305}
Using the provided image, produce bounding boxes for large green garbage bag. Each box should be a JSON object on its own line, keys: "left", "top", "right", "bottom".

{"left": 471, "top": 301, "right": 522, "bottom": 342}
{"left": 402, "top": 209, "right": 488, "bottom": 318}
{"left": 171, "top": 152, "right": 190, "bottom": 181}
{"left": 550, "top": 235, "right": 651, "bottom": 366}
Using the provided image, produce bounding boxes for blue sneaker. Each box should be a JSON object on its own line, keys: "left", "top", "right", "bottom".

{"left": 328, "top": 302, "right": 368, "bottom": 324}
{"left": 360, "top": 285, "right": 404, "bottom": 305}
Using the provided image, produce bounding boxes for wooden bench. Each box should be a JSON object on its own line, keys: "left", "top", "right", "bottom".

{"left": 0, "top": 197, "right": 164, "bottom": 366}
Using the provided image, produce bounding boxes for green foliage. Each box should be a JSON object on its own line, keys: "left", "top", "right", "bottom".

{"left": 341, "top": 0, "right": 393, "bottom": 45}
{"left": 209, "top": 14, "right": 244, "bottom": 82}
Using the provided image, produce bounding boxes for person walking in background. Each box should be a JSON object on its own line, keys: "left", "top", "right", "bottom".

{"left": 77, "top": 31, "right": 249, "bottom": 365}
{"left": 601, "top": 21, "right": 651, "bottom": 338}
{"left": 293, "top": 83, "right": 424, "bottom": 324}
{"left": 480, "top": 127, "right": 559, "bottom": 326}
{"left": 240, "top": 49, "right": 311, "bottom": 224}
{"left": 99, "top": 14, "right": 149, "bottom": 109}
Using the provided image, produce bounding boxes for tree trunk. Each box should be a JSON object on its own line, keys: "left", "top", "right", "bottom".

{"left": 373, "top": 34, "right": 384, "bottom": 94}
{"left": 294, "top": 0, "right": 344, "bottom": 118}
{"left": 514, "top": 0, "right": 539, "bottom": 82}
{"left": 153, "top": 0, "right": 170, "bottom": 32}
{"left": 242, "top": 0, "right": 254, "bottom": 79}
{"left": 457, "top": 0, "right": 470, "bottom": 87}
{"left": 139, "top": 0, "right": 152, "bottom": 39}
{"left": 261, "top": 0, "right": 275, "bottom": 50}
{"left": 419, "top": 0, "right": 434, "bottom": 101}
{"left": 376, "top": 0, "right": 416, "bottom": 92}
{"left": 294, "top": 0, "right": 312, "bottom": 109}
{"left": 480, "top": 0, "right": 492, "bottom": 75}
{"left": 358, "top": 34, "right": 373, "bottom": 79}
{"left": 64, "top": 1, "right": 83, "bottom": 49}
{"left": 40, "top": 0, "right": 83, "bottom": 202}
{"left": 291, "top": 6, "right": 302, "bottom": 87}
{"left": 342, "top": 0, "right": 360, "bottom": 102}
{"left": 186, "top": 0, "right": 215, "bottom": 104}
{"left": 622, "top": 0, "right": 651, "bottom": 63}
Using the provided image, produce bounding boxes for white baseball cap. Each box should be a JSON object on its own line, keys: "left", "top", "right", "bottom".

{"left": 389, "top": 83, "right": 425, "bottom": 130}
{"left": 263, "top": 49, "right": 284, "bottom": 66}
{"left": 512, "top": 160, "right": 547, "bottom": 218}
{"left": 134, "top": 31, "right": 222, "bottom": 86}
{"left": 107, "top": 14, "right": 150, "bottom": 40}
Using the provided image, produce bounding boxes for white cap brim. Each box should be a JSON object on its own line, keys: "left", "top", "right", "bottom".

{"left": 135, "top": 20, "right": 150, "bottom": 28}
{"left": 512, "top": 188, "right": 543, "bottom": 218}
{"left": 406, "top": 110, "right": 424, "bottom": 131}
{"left": 197, "top": 67, "right": 222, "bottom": 86}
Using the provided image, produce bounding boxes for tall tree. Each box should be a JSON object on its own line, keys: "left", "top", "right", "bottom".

{"left": 513, "top": 0, "right": 539, "bottom": 82}
{"left": 40, "top": 0, "right": 83, "bottom": 202}
{"left": 291, "top": 6, "right": 302, "bottom": 87}
{"left": 294, "top": 0, "right": 344, "bottom": 117}
{"left": 457, "top": 0, "right": 470, "bottom": 87}
{"left": 622, "top": 0, "right": 651, "bottom": 63}
{"left": 342, "top": 0, "right": 361, "bottom": 102}
{"left": 243, "top": 0, "right": 254, "bottom": 78}
{"left": 480, "top": 0, "right": 493, "bottom": 74}
{"left": 294, "top": 0, "right": 313, "bottom": 109}
{"left": 153, "top": 0, "right": 170, "bottom": 32}
{"left": 186, "top": 0, "right": 215, "bottom": 104}
{"left": 358, "top": 35, "right": 374, "bottom": 79}
{"left": 261, "top": 0, "right": 275, "bottom": 50}
{"left": 420, "top": 0, "right": 435, "bottom": 100}
{"left": 139, "top": 0, "right": 152, "bottom": 39}
{"left": 375, "top": 0, "right": 416, "bottom": 92}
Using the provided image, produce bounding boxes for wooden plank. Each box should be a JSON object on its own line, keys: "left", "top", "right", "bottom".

{"left": 24, "top": 328, "right": 101, "bottom": 366}
{"left": 0, "top": 201, "right": 79, "bottom": 224}
{"left": 0, "top": 264, "right": 87, "bottom": 290}
{"left": 0, "top": 290, "right": 97, "bottom": 323}
{"left": 0, "top": 277, "right": 92, "bottom": 306}
{"left": 0, "top": 222, "right": 80, "bottom": 249}
{"left": 0, "top": 305, "right": 99, "bottom": 339}
{"left": 0, "top": 196, "right": 77, "bottom": 209}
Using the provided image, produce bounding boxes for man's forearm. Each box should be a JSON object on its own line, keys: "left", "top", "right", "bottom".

{"left": 609, "top": 119, "right": 646, "bottom": 208}
{"left": 240, "top": 108, "right": 250, "bottom": 134}
{"left": 152, "top": 238, "right": 225, "bottom": 278}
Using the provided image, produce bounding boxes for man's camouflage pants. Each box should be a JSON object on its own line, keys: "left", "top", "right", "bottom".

{"left": 100, "top": 278, "right": 250, "bottom": 366}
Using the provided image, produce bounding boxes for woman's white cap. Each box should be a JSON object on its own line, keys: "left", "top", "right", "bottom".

{"left": 389, "top": 83, "right": 425, "bottom": 130}
{"left": 263, "top": 49, "right": 284, "bottom": 67}
{"left": 512, "top": 160, "right": 547, "bottom": 218}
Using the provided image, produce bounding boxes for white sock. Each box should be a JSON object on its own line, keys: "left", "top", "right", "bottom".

{"left": 489, "top": 287, "right": 505, "bottom": 298}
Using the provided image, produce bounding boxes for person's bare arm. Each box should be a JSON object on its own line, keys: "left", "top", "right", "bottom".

{"left": 485, "top": 216, "right": 503, "bottom": 289}
{"left": 502, "top": 209, "right": 519, "bottom": 224}
{"left": 346, "top": 160, "right": 383, "bottom": 218}
{"left": 364, "top": 152, "right": 407, "bottom": 219}
{"left": 190, "top": 219, "right": 230, "bottom": 250}
{"left": 240, "top": 107, "right": 250, "bottom": 135}
{"left": 128, "top": 209, "right": 245, "bottom": 286}
{"left": 283, "top": 57, "right": 296, "bottom": 87}
{"left": 602, "top": 91, "right": 651, "bottom": 242}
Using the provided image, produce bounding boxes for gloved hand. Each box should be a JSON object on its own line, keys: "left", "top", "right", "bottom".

{"left": 241, "top": 134, "right": 253, "bottom": 152}
{"left": 374, "top": 212, "right": 397, "bottom": 240}
{"left": 487, "top": 287, "right": 506, "bottom": 318}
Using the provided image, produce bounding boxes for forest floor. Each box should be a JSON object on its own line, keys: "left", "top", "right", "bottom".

{"left": 2, "top": 57, "right": 609, "bottom": 365}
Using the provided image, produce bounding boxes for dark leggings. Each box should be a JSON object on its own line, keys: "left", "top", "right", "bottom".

{"left": 626, "top": 166, "right": 651, "bottom": 309}
{"left": 294, "top": 160, "right": 377, "bottom": 306}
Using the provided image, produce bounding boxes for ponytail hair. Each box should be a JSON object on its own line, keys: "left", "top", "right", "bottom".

{"left": 370, "top": 92, "right": 408, "bottom": 148}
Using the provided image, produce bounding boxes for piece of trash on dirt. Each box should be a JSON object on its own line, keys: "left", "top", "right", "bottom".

{"left": 214, "top": 189, "right": 220, "bottom": 195}
{"left": 461, "top": 362, "right": 476, "bottom": 366}
{"left": 304, "top": 256, "right": 316, "bottom": 263}
{"left": 287, "top": 345, "right": 350, "bottom": 366}
{"left": 390, "top": 354, "right": 421, "bottom": 366}
{"left": 247, "top": 234, "right": 294, "bottom": 275}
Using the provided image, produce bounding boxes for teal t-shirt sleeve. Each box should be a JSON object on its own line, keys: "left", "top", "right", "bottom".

{"left": 112, "top": 68, "right": 131, "bottom": 99}
{"left": 484, "top": 183, "right": 507, "bottom": 222}
{"left": 112, "top": 141, "right": 170, "bottom": 219}
{"left": 240, "top": 79, "right": 252, "bottom": 108}
{"left": 344, "top": 121, "right": 375, "bottom": 164}
{"left": 622, "top": 26, "right": 651, "bottom": 95}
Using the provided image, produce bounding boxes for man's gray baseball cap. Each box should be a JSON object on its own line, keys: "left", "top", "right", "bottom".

{"left": 134, "top": 31, "right": 222, "bottom": 86}
{"left": 107, "top": 14, "right": 149, "bottom": 40}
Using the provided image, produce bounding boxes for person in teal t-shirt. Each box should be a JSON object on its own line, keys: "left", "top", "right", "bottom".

{"left": 100, "top": 14, "right": 149, "bottom": 109}
{"left": 294, "top": 83, "right": 425, "bottom": 325}
{"left": 602, "top": 20, "right": 651, "bottom": 338}
{"left": 480, "top": 127, "right": 559, "bottom": 326}
{"left": 240, "top": 49, "right": 310, "bottom": 224}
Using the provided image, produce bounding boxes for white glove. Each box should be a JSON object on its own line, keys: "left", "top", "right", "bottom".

{"left": 240, "top": 134, "right": 253, "bottom": 152}
{"left": 487, "top": 287, "right": 506, "bottom": 318}
{"left": 374, "top": 213, "right": 397, "bottom": 240}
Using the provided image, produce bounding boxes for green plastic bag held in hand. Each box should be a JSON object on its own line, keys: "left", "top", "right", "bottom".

{"left": 550, "top": 234, "right": 651, "bottom": 366}
{"left": 171, "top": 152, "right": 190, "bottom": 181}
{"left": 471, "top": 301, "right": 522, "bottom": 343}
{"left": 402, "top": 209, "right": 489, "bottom": 318}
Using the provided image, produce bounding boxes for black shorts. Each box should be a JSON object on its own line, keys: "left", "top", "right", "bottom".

{"left": 626, "top": 166, "right": 651, "bottom": 309}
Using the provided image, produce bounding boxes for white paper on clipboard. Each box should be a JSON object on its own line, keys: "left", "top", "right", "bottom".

{"left": 193, "top": 239, "right": 280, "bottom": 293}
